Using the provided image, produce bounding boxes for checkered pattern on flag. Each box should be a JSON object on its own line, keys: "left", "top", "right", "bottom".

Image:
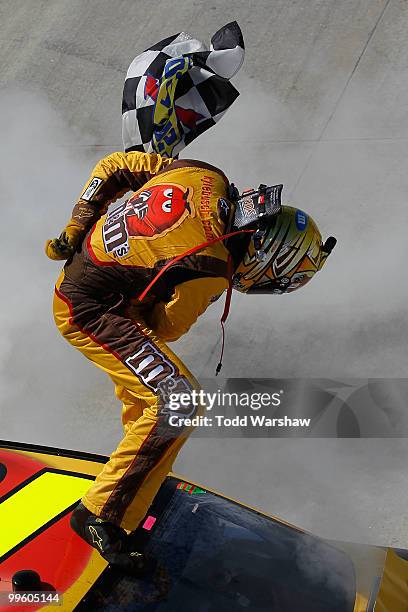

{"left": 122, "top": 21, "right": 244, "bottom": 157}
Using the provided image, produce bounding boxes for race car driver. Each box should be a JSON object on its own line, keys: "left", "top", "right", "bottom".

{"left": 46, "top": 150, "right": 335, "bottom": 574}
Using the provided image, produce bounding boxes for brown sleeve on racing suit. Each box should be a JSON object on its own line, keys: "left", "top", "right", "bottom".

{"left": 71, "top": 151, "right": 174, "bottom": 231}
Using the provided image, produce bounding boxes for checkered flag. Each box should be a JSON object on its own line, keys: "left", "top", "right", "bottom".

{"left": 122, "top": 21, "right": 244, "bottom": 157}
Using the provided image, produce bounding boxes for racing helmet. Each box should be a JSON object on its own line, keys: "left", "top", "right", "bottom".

{"left": 225, "top": 184, "right": 336, "bottom": 295}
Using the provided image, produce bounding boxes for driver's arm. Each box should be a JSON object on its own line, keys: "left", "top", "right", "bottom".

{"left": 45, "top": 151, "right": 173, "bottom": 260}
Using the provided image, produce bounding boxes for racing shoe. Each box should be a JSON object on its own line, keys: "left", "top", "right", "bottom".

{"left": 70, "top": 502, "right": 154, "bottom": 576}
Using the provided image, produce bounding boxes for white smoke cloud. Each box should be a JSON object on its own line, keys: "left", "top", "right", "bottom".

{"left": 0, "top": 87, "right": 122, "bottom": 452}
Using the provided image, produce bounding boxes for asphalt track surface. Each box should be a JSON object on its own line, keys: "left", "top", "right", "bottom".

{"left": 1, "top": 0, "right": 408, "bottom": 547}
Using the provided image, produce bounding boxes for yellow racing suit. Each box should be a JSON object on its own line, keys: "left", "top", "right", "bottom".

{"left": 53, "top": 151, "right": 231, "bottom": 530}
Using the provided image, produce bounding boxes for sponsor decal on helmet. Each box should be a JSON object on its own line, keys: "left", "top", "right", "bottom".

{"left": 295, "top": 209, "right": 308, "bottom": 231}
{"left": 295, "top": 210, "right": 308, "bottom": 231}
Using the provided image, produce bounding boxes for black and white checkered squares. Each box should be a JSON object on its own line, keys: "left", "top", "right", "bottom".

{"left": 122, "top": 22, "right": 244, "bottom": 157}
